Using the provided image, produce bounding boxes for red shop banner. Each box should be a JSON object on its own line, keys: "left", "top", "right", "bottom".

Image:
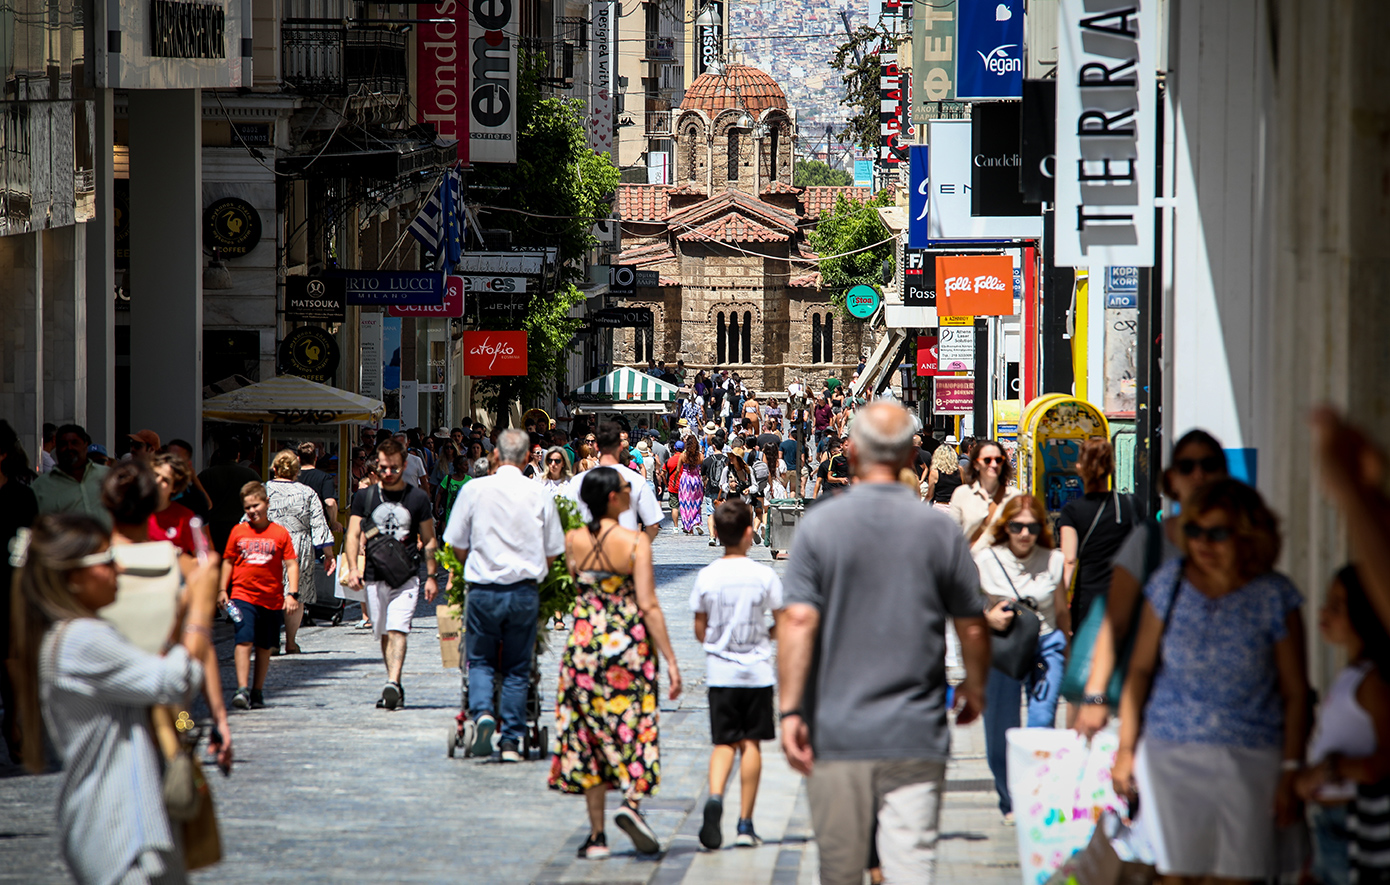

{"left": 916, "top": 335, "right": 940, "bottom": 376}
{"left": 388, "top": 275, "right": 465, "bottom": 318}
{"left": 935, "top": 253, "right": 1014, "bottom": 317}
{"left": 417, "top": 1, "right": 469, "bottom": 162}
{"left": 463, "top": 330, "right": 528, "bottom": 377}
{"left": 933, "top": 376, "right": 974, "bottom": 415}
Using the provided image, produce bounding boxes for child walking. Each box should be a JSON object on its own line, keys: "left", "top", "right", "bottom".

{"left": 1296, "top": 564, "right": 1390, "bottom": 885}
{"left": 690, "top": 499, "right": 785, "bottom": 850}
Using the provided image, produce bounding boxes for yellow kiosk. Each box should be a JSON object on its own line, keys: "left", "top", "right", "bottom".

{"left": 1016, "top": 395, "right": 1110, "bottom": 525}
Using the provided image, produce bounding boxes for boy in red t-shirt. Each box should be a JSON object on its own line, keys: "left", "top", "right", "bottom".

{"left": 219, "top": 481, "right": 298, "bottom": 709}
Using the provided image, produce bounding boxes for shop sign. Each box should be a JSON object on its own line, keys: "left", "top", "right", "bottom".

{"left": 463, "top": 330, "right": 528, "bottom": 376}
{"left": 1054, "top": 0, "right": 1157, "bottom": 267}
{"left": 455, "top": 252, "right": 544, "bottom": 275}
{"left": 589, "top": 0, "right": 615, "bottom": 154}
{"left": 388, "top": 275, "right": 465, "bottom": 317}
{"left": 934, "top": 376, "right": 975, "bottom": 414}
{"left": 359, "top": 315, "right": 383, "bottom": 400}
{"left": 912, "top": 0, "right": 956, "bottom": 107}
{"left": 285, "top": 276, "right": 346, "bottom": 322}
{"left": 1105, "top": 265, "right": 1139, "bottom": 308}
{"left": 591, "top": 308, "right": 653, "bottom": 328}
{"left": 636, "top": 269, "right": 659, "bottom": 287}
{"left": 278, "top": 325, "right": 340, "bottom": 384}
{"left": 334, "top": 270, "right": 447, "bottom": 305}
{"left": 935, "top": 253, "right": 1014, "bottom": 316}
{"left": 230, "top": 122, "right": 271, "bottom": 147}
{"left": 417, "top": 0, "right": 469, "bottom": 162}
{"left": 610, "top": 264, "right": 636, "bottom": 295}
{"left": 904, "top": 249, "right": 937, "bottom": 306}
{"left": 939, "top": 314, "right": 975, "bottom": 326}
{"left": 971, "top": 102, "right": 1041, "bottom": 217}
{"left": 916, "top": 335, "right": 939, "bottom": 376}
{"left": 468, "top": 0, "right": 516, "bottom": 163}
{"left": 696, "top": 0, "right": 723, "bottom": 75}
{"left": 203, "top": 197, "right": 262, "bottom": 257}
{"left": 908, "top": 145, "right": 929, "bottom": 249}
{"left": 845, "top": 285, "right": 881, "bottom": 319}
{"left": 928, "top": 120, "right": 1042, "bottom": 240}
{"left": 879, "top": 51, "right": 903, "bottom": 165}
{"left": 854, "top": 158, "right": 874, "bottom": 187}
{"left": 459, "top": 274, "right": 526, "bottom": 293}
{"left": 938, "top": 325, "right": 975, "bottom": 371}
{"left": 955, "top": 0, "right": 1024, "bottom": 101}
{"left": 1021, "top": 79, "right": 1056, "bottom": 203}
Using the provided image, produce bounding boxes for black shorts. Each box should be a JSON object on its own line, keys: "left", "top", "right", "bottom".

{"left": 231, "top": 599, "right": 283, "bottom": 650}
{"left": 708, "top": 686, "right": 776, "bottom": 745}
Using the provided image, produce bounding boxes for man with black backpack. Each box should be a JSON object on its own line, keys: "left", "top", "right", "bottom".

{"left": 701, "top": 431, "right": 728, "bottom": 546}
{"left": 343, "top": 438, "right": 438, "bottom": 710}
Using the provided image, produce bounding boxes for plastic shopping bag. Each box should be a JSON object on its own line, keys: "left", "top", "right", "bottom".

{"left": 1006, "top": 727, "right": 1128, "bottom": 885}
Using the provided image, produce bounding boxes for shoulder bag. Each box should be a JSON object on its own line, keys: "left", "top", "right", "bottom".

{"left": 362, "top": 485, "right": 417, "bottom": 588}
{"left": 986, "top": 549, "right": 1044, "bottom": 681}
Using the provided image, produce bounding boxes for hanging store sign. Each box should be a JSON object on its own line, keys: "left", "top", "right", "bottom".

{"left": 591, "top": 308, "right": 654, "bottom": 328}
{"left": 610, "top": 264, "right": 636, "bottom": 295}
{"left": 912, "top": 0, "right": 956, "bottom": 110}
{"left": 417, "top": 0, "right": 469, "bottom": 161}
{"left": 334, "top": 270, "right": 446, "bottom": 305}
{"left": 277, "top": 326, "right": 340, "bottom": 384}
{"left": 1054, "top": 0, "right": 1157, "bottom": 267}
{"left": 846, "top": 285, "right": 881, "bottom": 319}
{"left": 879, "top": 50, "right": 904, "bottom": 165}
{"left": 463, "top": 330, "right": 528, "bottom": 376}
{"left": 695, "top": 0, "right": 723, "bottom": 75}
{"left": 455, "top": 252, "right": 544, "bottom": 275}
{"left": 203, "top": 197, "right": 262, "bottom": 257}
{"left": 459, "top": 274, "right": 526, "bottom": 293}
{"left": 589, "top": 0, "right": 615, "bottom": 154}
{"left": 468, "top": 0, "right": 516, "bottom": 163}
{"left": 1021, "top": 79, "right": 1056, "bottom": 203}
{"left": 1104, "top": 265, "right": 1139, "bottom": 308}
{"left": 285, "top": 275, "right": 347, "bottom": 322}
{"left": 908, "top": 144, "right": 929, "bottom": 249}
{"left": 935, "top": 254, "right": 1014, "bottom": 316}
{"left": 359, "top": 314, "right": 383, "bottom": 400}
{"left": 933, "top": 376, "right": 975, "bottom": 414}
{"left": 388, "top": 275, "right": 466, "bottom": 317}
{"left": 955, "top": 0, "right": 1024, "bottom": 101}
{"left": 916, "top": 335, "right": 940, "bottom": 376}
{"left": 971, "top": 102, "right": 1040, "bottom": 217}
{"left": 904, "top": 249, "right": 937, "bottom": 306}
{"left": 937, "top": 325, "right": 975, "bottom": 371}
{"left": 928, "top": 120, "right": 1042, "bottom": 240}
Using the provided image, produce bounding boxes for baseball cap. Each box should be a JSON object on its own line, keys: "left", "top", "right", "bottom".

{"left": 87, "top": 443, "right": 110, "bottom": 457}
{"left": 674, "top": 441, "right": 685, "bottom": 451}
{"left": 128, "top": 429, "right": 160, "bottom": 450}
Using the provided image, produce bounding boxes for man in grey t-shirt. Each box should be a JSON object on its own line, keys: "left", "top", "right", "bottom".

{"left": 779, "top": 403, "right": 990, "bottom": 885}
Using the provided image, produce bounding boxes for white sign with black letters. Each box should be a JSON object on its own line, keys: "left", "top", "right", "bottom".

{"left": 937, "top": 325, "right": 975, "bottom": 371}
{"left": 1053, "top": 0, "right": 1157, "bottom": 267}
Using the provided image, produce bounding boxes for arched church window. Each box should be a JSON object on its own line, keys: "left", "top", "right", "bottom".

{"left": 742, "top": 311, "right": 752, "bottom": 363}
{"left": 727, "top": 311, "right": 739, "bottom": 363}
{"left": 769, "top": 127, "right": 779, "bottom": 183}
{"left": 727, "top": 131, "right": 740, "bottom": 182}
{"left": 686, "top": 126, "right": 699, "bottom": 183}
{"left": 716, "top": 312, "right": 726, "bottom": 364}
{"left": 812, "top": 314, "right": 822, "bottom": 364}
{"left": 822, "top": 315, "right": 834, "bottom": 363}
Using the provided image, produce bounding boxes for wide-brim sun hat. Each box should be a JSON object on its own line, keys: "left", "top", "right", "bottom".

{"left": 704, "top": 421, "right": 719, "bottom": 434}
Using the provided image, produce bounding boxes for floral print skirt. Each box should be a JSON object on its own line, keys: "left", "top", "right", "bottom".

{"left": 548, "top": 572, "right": 660, "bottom": 797}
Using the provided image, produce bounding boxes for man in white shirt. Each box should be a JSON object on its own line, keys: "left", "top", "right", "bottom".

{"left": 393, "top": 433, "right": 430, "bottom": 491}
{"left": 567, "top": 422, "right": 663, "bottom": 539}
{"left": 442, "top": 428, "right": 565, "bottom": 762}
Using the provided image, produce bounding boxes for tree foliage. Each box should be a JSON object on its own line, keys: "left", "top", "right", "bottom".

{"left": 794, "top": 159, "right": 853, "bottom": 187}
{"left": 467, "top": 51, "right": 621, "bottom": 422}
{"left": 830, "top": 25, "right": 894, "bottom": 155}
{"left": 807, "top": 189, "right": 895, "bottom": 314}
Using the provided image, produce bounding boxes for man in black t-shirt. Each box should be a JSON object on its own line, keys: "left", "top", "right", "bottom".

{"left": 813, "top": 439, "right": 850, "bottom": 498}
{"left": 343, "top": 439, "right": 438, "bottom": 710}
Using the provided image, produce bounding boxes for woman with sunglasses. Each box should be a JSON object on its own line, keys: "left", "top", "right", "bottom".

{"left": 975, "top": 494, "right": 1068, "bottom": 822}
{"left": 576, "top": 437, "right": 600, "bottom": 473}
{"left": 950, "top": 439, "right": 1020, "bottom": 551}
{"left": 537, "top": 446, "right": 572, "bottom": 493}
{"left": 1112, "top": 479, "right": 1308, "bottom": 883}
{"left": 1058, "top": 437, "right": 1139, "bottom": 635}
{"left": 11, "top": 513, "right": 220, "bottom": 883}
{"left": 1074, "top": 429, "right": 1230, "bottom": 737}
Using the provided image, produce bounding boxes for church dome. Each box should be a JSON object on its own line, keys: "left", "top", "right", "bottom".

{"left": 680, "top": 64, "right": 789, "bottom": 116}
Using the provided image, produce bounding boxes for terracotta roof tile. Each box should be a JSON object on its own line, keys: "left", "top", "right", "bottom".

{"left": 676, "top": 214, "right": 790, "bottom": 243}
{"left": 802, "top": 186, "right": 873, "bottom": 220}
{"left": 761, "top": 180, "right": 802, "bottom": 195}
{"left": 616, "top": 242, "right": 676, "bottom": 264}
{"left": 617, "top": 185, "right": 671, "bottom": 221}
{"left": 681, "top": 64, "right": 788, "bottom": 116}
{"left": 789, "top": 271, "right": 823, "bottom": 287}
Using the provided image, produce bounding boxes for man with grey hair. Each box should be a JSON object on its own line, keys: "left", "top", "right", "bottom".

{"left": 778, "top": 402, "right": 990, "bottom": 884}
{"left": 442, "top": 427, "right": 565, "bottom": 761}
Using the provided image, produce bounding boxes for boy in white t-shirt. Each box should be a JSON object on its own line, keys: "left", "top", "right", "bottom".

{"left": 690, "top": 499, "right": 785, "bottom": 851}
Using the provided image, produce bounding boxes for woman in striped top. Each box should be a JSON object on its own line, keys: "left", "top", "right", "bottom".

{"left": 10, "top": 513, "right": 221, "bottom": 885}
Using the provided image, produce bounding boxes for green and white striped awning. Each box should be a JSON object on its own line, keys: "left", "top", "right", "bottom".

{"left": 572, "top": 367, "right": 679, "bottom": 403}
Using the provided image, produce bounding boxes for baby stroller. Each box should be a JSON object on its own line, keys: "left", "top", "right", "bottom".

{"left": 446, "top": 630, "right": 549, "bottom": 760}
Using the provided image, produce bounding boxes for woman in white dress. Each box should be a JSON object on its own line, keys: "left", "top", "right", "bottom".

{"left": 264, "top": 450, "right": 334, "bottom": 654}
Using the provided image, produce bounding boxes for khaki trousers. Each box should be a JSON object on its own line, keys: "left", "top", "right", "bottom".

{"left": 806, "top": 757, "right": 946, "bottom": 885}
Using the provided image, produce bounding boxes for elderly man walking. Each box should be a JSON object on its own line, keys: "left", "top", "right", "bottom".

{"left": 443, "top": 428, "right": 565, "bottom": 761}
{"left": 778, "top": 402, "right": 990, "bottom": 885}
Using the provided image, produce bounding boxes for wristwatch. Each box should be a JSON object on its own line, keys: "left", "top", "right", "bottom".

{"left": 287, "top": 592, "right": 300, "bottom": 600}
{"left": 1081, "top": 693, "right": 1109, "bottom": 707}
{"left": 779, "top": 709, "right": 803, "bottom": 721}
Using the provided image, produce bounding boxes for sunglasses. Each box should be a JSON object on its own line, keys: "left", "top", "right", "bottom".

{"left": 64, "top": 549, "right": 116, "bottom": 569}
{"left": 1006, "top": 521, "right": 1041, "bottom": 536}
{"left": 978, "top": 456, "right": 1004, "bottom": 466}
{"left": 547, "top": 457, "right": 564, "bottom": 464}
{"left": 1174, "top": 456, "right": 1224, "bottom": 475}
{"left": 1183, "top": 523, "right": 1233, "bottom": 543}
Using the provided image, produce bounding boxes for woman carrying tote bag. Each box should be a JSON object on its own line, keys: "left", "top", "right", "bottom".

{"left": 974, "top": 493, "right": 1068, "bottom": 823}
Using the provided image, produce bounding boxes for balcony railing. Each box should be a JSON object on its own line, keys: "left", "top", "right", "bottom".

{"left": 644, "top": 36, "right": 675, "bottom": 61}
{"left": 282, "top": 21, "right": 408, "bottom": 95}
{"left": 645, "top": 111, "right": 672, "bottom": 136}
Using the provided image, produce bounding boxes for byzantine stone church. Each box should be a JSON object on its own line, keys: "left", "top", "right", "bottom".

{"left": 613, "top": 64, "right": 872, "bottom": 391}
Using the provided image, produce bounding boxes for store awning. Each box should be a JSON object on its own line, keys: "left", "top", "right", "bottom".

{"left": 572, "top": 367, "right": 679, "bottom": 403}
{"left": 202, "top": 375, "right": 386, "bottom": 425}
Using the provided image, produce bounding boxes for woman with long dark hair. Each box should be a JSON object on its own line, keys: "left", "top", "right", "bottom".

{"left": 11, "top": 513, "right": 219, "bottom": 883}
{"left": 677, "top": 438, "right": 705, "bottom": 534}
{"left": 1058, "top": 437, "right": 1138, "bottom": 630}
{"left": 550, "top": 467, "right": 682, "bottom": 859}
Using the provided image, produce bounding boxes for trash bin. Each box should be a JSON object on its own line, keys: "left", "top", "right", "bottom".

{"left": 766, "top": 499, "right": 803, "bottom": 551}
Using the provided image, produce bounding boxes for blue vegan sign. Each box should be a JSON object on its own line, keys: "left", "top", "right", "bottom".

{"left": 846, "top": 285, "right": 881, "bottom": 319}
{"left": 955, "top": 0, "right": 1024, "bottom": 101}
{"left": 908, "top": 144, "right": 929, "bottom": 249}
{"left": 332, "top": 270, "right": 447, "bottom": 305}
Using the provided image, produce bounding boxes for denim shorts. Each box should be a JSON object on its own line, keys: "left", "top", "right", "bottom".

{"left": 231, "top": 599, "right": 283, "bottom": 650}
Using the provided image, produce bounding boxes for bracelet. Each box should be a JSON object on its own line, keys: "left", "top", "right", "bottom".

{"left": 779, "top": 709, "right": 803, "bottom": 721}
{"left": 183, "top": 624, "right": 213, "bottom": 639}
{"left": 1081, "top": 693, "right": 1110, "bottom": 707}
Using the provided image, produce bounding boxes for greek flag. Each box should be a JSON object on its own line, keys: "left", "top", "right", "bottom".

{"left": 408, "top": 167, "right": 462, "bottom": 269}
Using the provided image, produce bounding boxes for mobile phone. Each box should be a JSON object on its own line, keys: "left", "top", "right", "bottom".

{"left": 189, "top": 516, "right": 211, "bottom": 566}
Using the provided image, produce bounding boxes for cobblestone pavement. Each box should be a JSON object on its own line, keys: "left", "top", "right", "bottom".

{"left": 0, "top": 506, "right": 1021, "bottom": 885}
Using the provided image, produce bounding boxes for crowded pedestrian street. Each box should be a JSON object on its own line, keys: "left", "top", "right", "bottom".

{"left": 0, "top": 509, "right": 1017, "bottom": 885}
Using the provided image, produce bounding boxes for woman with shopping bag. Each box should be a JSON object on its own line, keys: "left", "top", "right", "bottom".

{"left": 975, "top": 493, "right": 1068, "bottom": 822}
{"left": 1112, "top": 479, "right": 1308, "bottom": 882}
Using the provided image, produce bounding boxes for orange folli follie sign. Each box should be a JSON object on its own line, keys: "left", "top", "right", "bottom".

{"left": 935, "top": 254, "right": 1014, "bottom": 317}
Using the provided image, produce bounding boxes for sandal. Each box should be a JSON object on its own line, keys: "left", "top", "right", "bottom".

{"left": 285, "top": 643, "right": 303, "bottom": 655}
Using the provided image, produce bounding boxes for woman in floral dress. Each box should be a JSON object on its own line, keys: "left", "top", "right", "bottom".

{"left": 677, "top": 441, "right": 704, "bottom": 534}
{"left": 550, "top": 467, "right": 683, "bottom": 859}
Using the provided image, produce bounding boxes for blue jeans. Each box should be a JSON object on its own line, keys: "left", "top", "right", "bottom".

{"left": 983, "top": 628, "right": 1068, "bottom": 815}
{"left": 465, "top": 581, "right": 539, "bottom": 743}
{"left": 1310, "top": 803, "right": 1351, "bottom": 885}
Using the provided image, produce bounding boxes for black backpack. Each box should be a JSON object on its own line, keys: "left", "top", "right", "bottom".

{"left": 702, "top": 452, "right": 727, "bottom": 497}
{"left": 362, "top": 485, "right": 417, "bottom": 587}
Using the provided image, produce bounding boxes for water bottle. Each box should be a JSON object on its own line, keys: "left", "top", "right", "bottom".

{"left": 225, "top": 602, "right": 243, "bottom": 624}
